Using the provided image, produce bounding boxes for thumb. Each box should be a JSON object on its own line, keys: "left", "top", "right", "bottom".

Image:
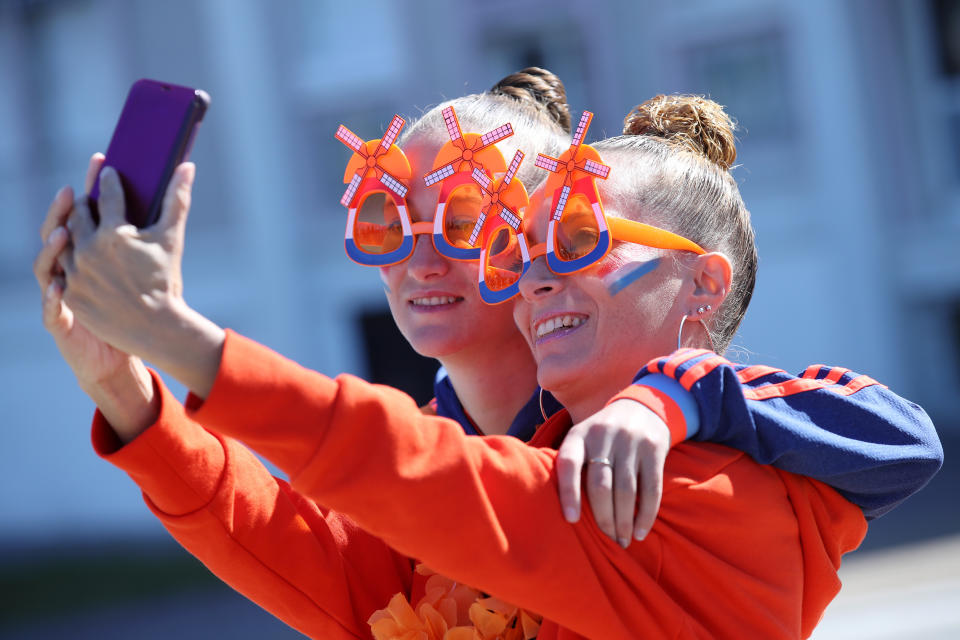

{"left": 43, "top": 281, "right": 73, "bottom": 335}
{"left": 153, "top": 162, "right": 195, "bottom": 239}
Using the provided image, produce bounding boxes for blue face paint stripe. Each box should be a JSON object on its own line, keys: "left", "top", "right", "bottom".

{"left": 605, "top": 258, "right": 661, "bottom": 296}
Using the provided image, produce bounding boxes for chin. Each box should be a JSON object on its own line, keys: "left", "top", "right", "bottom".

{"left": 403, "top": 327, "right": 469, "bottom": 359}
{"left": 534, "top": 353, "right": 590, "bottom": 396}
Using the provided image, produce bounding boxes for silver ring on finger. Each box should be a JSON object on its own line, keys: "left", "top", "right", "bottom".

{"left": 588, "top": 456, "right": 613, "bottom": 468}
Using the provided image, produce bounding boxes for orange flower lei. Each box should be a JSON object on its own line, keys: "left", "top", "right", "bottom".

{"left": 368, "top": 564, "right": 542, "bottom": 640}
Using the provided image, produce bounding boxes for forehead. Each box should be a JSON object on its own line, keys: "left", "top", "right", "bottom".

{"left": 398, "top": 136, "right": 444, "bottom": 221}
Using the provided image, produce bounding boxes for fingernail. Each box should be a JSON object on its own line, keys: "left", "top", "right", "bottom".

{"left": 634, "top": 528, "right": 648, "bottom": 541}
{"left": 619, "top": 537, "right": 630, "bottom": 549}
{"left": 563, "top": 507, "right": 578, "bottom": 523}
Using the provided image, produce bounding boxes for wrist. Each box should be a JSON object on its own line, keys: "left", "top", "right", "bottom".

{"left": 84, "top": 358, "right": 159, "bottom": 443}
{"left": 150, "top": 299, "right": 225, "bottom": 399}
{"left": 608, "top": 384, "right": 689, "bottom": 447}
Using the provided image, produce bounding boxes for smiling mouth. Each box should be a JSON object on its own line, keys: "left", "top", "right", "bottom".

{"left": 535, "top": 314, "right": 586, "bottom": 339}
{"left": 409, "top": 296, "right": 464, "bottom": 307}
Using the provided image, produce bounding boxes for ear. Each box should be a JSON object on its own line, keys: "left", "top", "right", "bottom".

{"left": 687, "top": 252, "right": 732, "bottom": 317}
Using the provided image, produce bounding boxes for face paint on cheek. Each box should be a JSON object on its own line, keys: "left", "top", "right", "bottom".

{"left": 603, "top": 258, "right": 662, "bottom": 296}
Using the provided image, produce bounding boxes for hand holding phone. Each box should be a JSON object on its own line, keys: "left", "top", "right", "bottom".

{"left": 90, "top": 78, "right": 210, "bottom": 227}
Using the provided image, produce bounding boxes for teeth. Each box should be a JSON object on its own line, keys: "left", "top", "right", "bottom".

{"left": 535, "top": 315, "right": 584, "bottom": 338}
{"left": 411, "top": 296, "right": 459, "bottom": 306}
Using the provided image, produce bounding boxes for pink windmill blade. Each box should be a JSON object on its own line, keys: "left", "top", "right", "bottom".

{"left": 571, "top": 110, "right": 592, "bottom": 148}
{"left": 336, "top": 116, "right": 409, "bottom": 203}
{"left": 377, "top": 115, "right": 404, "bottom": 153}
{"left": 503, "top": 149, "right": 524, "bottom": 185}
{"left": 423, "top": 106, "right": 514, "bottom": 186}
{"left": 340, "top": 173, "right": 362, "bottom": 207}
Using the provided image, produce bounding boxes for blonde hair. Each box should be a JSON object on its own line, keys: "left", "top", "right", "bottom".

{"left": 595, "top": 95, "right": 758, "bottom": 353}
{"left": 400, "top": 67, "right": 571, "bottom": 191}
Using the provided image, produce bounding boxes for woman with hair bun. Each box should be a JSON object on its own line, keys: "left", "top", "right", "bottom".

{"left": 34, "top": 76, "right": 940, "bottom": 638}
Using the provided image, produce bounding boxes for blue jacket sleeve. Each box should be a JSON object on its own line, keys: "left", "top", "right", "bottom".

{"left": 633, "top": 349, "right": 943, "bottom": 520}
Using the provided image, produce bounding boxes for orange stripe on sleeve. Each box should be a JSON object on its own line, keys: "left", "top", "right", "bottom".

{"left": 822, "top": 367, "right": 850, "bottom": 385}
{"left": 678, "top": 355, "right": 729, "bottom": 391}
{"left": 737, "top": 365, "right": 784, "bottom": 384}
{"left": 801, "top": 365, "right": 823, "bottom": 379}
{"left": 663, "top": 349, "right": 711, "bottom": 378}
{"left": 645, "top": 348, "right": 693, "bottom": 375}
{"left": 744, "top": 373, "right": 885, "bottom": 401}
{"left": 744, "top": 379, "right": 824, "bottom": 401}
{"left": 836, "top": 375, "right": 886, "bottom": 395}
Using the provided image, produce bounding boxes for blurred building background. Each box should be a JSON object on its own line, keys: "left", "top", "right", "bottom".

{"left": 1, "top": 0, "right": 957, "bottom": 637}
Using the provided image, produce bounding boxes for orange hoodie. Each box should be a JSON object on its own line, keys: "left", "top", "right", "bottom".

{"left": 96, "top": 330, "right": 866, "bottom": 638}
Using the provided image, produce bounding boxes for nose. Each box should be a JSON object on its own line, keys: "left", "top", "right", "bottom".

{"left": 406, "top": 235, "right": 449, "bottom": 281}
{"left": 517, "top": 256, "right": 563, "bottom": 301}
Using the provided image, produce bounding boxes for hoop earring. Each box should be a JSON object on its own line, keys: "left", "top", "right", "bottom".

{"left": 677, "top": 311, "right": 718, "bottom": 353}
{"left": 539, "top": 387, "right": 549, "bottom": 421}
{"left": 677, "top": 314, "right": 690, "bottom": 351}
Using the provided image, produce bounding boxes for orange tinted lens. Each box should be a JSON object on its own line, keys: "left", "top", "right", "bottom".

{"left": 356, "top": 192, "right": 403, "bottom": 254}
{"left": 443, "top": 183, "right": 483, "bottom": 249}
{"left": 555, "top": 194, "right": 599, "bottom": 261}
{"left": 484, "top": 226, "right": 523, "bottom": 291}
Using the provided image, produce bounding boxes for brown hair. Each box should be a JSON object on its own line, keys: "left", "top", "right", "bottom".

{"left": 595, "top": 95, "right": 758, "bottom": 353}
{"left": 400, "top": 68, "right": 570, "bottom": 191}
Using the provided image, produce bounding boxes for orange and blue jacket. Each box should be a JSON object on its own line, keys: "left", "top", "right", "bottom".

{"left": 91, "top": 330, "right": 934, "bottom": 638}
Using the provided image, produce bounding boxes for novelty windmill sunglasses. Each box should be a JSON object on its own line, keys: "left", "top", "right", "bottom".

{"left": 471, "top": 111, "right": 707, "bottom": 304}
{"left": 335, "top": 107, "right": 514, "bottom": 266}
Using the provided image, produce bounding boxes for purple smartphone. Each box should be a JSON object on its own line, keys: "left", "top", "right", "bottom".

{"left": 90, "top": 79, "right": 210, "bottom": 227}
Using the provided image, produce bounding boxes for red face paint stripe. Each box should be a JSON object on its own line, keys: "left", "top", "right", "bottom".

{"left": 679, "top": 355, "right": 729, "bottom": 391}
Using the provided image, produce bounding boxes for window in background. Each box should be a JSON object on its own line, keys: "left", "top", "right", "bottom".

{"left": 932, "top": 0, "right": 960, "bottom": 77}
{"left": 681, "top": 30, "right": 794, "bottom": 147}
{"left": 294, "top": 0, "right": 409, "bottom": 101}
{"left": 931, "top": 0, "right": 960, "bottom": 184}
{"left": 478, "top": 21, "right": 591, "bottom": 129}
{"left": 0, "top": 1, "right": 124, "bottom": 283}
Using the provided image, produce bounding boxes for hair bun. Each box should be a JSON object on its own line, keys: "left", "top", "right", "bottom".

{"left": 490, "top": 67, "right": 572, "bottom": 133}
{"left": 623, "top": 95, "right": 737, "bottom": 170}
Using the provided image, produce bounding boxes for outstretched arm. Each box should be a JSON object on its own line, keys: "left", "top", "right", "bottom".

{"left": 33, "top": 153, "right": 160, "bottom": 439}
{"left": 92, "top": 371, "right": 410, "bottom": 639}
{"left": 37, "top": 160, "right": 408, "bottom": 638}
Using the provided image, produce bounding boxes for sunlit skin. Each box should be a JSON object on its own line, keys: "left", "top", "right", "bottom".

{"left": 513, "top": 183, "right": 700, "bottom": 423}
{"left": 377, "top": 139, "right": 538, "bottom": 435}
